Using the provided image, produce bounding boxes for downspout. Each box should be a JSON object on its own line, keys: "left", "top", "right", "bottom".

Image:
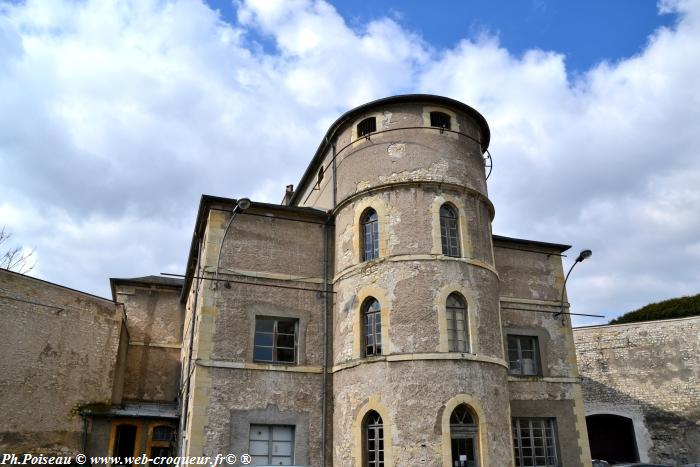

{"left": 321, "top": 219, "right": 330, "bottom": 467}
{"left": 178, "top": 233, "right": 202, "bottom": 455}
{"left": 331, "top": 142, "right": 337, "bottom": 209}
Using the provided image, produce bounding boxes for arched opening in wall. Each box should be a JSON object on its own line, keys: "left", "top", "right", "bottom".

{"left": 440, "top": 203, "right": 461, "bottom": 257}
{"left": 362, "top": 297, "right": 382, "bottom": 356}
{"left": 360, "top": 208, "right": 379, "bottom": 261}
{"left": 363, "top": 410, "right": 384, "bottom": 467}
{"left": 586, "top": 414, "right": 639, "bottom": 463}
{"left": 450, "top": 404, "right": 479, "bottom": 467}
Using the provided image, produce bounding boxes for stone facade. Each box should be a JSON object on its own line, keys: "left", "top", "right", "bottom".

{"left": 179, "top": 95, "right": 593, "bottom": 466}
{"left": 574, "top": 316, "right": 700, "bottom": 465}
{"left": 0, "top": 269, "right": 127, "bottom": 454}
{"left": 0, "top": 94, "right": 602, "bottom": 465}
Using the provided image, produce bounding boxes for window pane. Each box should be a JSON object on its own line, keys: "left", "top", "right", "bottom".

{"left": 277, "top": 348, "right": 295, "bottom": 363}
{"left": 276, "top": 320, "right": 296, "bottom": 334}
{"left": 254, "top": 346, "right": 273, "bottom": 362}
{"left": 255, "top": 318, "right": 275, "bottom": 333}
{"left": 249, "top": 441, "right": 269, "bottom": 456}
{"left": 254, "top": 332, "right": 273, "bottom": 347}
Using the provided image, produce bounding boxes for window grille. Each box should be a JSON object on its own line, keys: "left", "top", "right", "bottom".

{"left": 430, "top": 111, "right": 451, "bottom": 130}
{"left": 447, "top": 293, "right": 469, "bottom": 352}
{"left": 363, "top": 298, "right": 382, "bottom": 356}
{"left": 364, "top": 411, "right": 384, "bottom": 467}
{"left": 512, "top": 418, "right": 559, "bottom": 467}
{"left": 358, "top": 117, "right": 377, "bottom": 137}
{"left": 440, "top": 204, "right": 460, "bottom": 257}
{"left": 361, "top": 209, "right": 379, "bottom": 261}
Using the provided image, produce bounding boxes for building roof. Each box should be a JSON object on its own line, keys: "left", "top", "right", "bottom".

{"left": 109, "top": 275, "right": 184, "bottom": 302}
{"left": 492, "top": 234, "right": 571, "bottom": 253}
{"left": 81, "top": 401, "right": 178, "bottom": 420}
{"left": 0, "top": 268, "right": 113, "bottom": 303}
{"left": 289, "top": 94, "right": 491, "bottom": 206}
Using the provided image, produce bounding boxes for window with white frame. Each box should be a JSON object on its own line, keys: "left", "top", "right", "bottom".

{"left": 507, "top": 334, "right": 540, "bottom": 376}
{"left": 249, "top": 424, "right": 294, "bottom": 466}
{"left": 446, "top": 293, "right": 469, "bottom": 352}
{"left": 440, "top": 203, "right": 461, "bottom": 257}
{"left": 512, "top": 418, "right": 559, "bottom": 467}
{"left": 254, "top": 317, "right": 298, "bottom": 364}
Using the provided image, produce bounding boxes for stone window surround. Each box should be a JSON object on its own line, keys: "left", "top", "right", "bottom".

{"left": 436, "top": 283, "right": 479, "bottom": 354}
{"left": 503, "top": 327, "right": 551, "bottom": 378}
{"left": 352, "top": 197, "right": 390, "bottom": 264}
{"left": 352, "top": 287, "right": 392, "bottom": 359}
{"left": 246, "top": 308, "right": 310, "bottom": 366}
{"left": 431, "top": 194, "right": 472, "bottom": 259}
{"left": 229, "top": 406, "right": 310, "bottom": 466}
{"left": 439, "top": 394, "right": 489, "bottom": 467}
{"left": 351, "top": 396, "right": 394, "bottom": 467}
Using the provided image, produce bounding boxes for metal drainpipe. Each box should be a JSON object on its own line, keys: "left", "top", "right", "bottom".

{"left": 321, "top": 219, "right": 330, "bottom": 467}
{"left": 179, "top": 233, "right": 202, "bottom": 455}
{"left": 331, "top": 142, "right": 337, "bottom": 208}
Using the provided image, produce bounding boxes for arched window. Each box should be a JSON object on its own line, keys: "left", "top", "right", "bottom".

{"left": 440, "top": 204, "right": 460, "bottom": 257}
{"left": 363, "top": 410, "right": 384, "bottom": 467}
{"left": 361, "top": 209, "right": 379, "bottom": 261}
{"left": 362, "top": 298, "right": 382, "bottom": 356}
{"left": 446, "top": 293, "right": 469, "bottom": 352}
{"left": 358, "top": 117, "right": 377, "bottom": 137}
{"left": 450, "top": 405, "right": 479, "bottom": 467}
{"left": 430, "top": 111, "right": 451, "bottom": 130}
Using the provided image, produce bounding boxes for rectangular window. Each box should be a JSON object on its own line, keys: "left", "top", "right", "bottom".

{"left": 249, "top": 424, "right": 294, "bottom": 466}
{"left": 512, "top": 418, "right": 559, "bottom": 467}
{"left": 254, "top": 317, "right": 298, "bottom": 364}
{"left": 507, "top": 334, "right": 540, "bottom": 376}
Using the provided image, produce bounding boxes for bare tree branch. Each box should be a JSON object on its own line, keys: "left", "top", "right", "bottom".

{"left": 0, "top": 226, "right": 36, "bottom": 274}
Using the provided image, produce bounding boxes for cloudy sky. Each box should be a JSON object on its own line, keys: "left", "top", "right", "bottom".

{"left": 1, "top": 0, "right": 698, "bottom": 325}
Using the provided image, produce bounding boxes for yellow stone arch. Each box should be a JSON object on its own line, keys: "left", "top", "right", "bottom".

{"left": 435, "top": 283, "right": 479, "bottom": 354}
{"left": 352, "top": 196, "right": 390, "bottom": 263}
{"left": 353, "top": 286, "right": 392, "bottom": 359}
{"left": 431, "top": 193, "right": 472, "bottom": 258}
{"left": 440, "top": 394, "right": 489, "bottom": 467}
{"left": 351, "top": 395, "right": 394, "bottom": 467}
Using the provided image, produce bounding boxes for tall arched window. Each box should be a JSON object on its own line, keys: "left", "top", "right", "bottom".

{"left": 440, "top": 204, "right": 460, "bottom": 257}
{"left": 361, "top": 209, "right": 379, "bottom": 261}
{"left": 450, "top": 404, "right": 479, "bottom": 467}
{"left": 446, "top": 293, "right": 469, "bottom": 352}
{"left": 362, "top": 298, "right": 382, "bottom": 356}
{"left": 363, "top": 410, "right": 384, "bottom": 467}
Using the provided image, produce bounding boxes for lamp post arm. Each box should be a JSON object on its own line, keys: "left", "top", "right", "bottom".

{"left": 213, "top": 205, "right": 242, "bottom": 288}
{"left": 555, "top": 260, "right": 579, "bottom": 318}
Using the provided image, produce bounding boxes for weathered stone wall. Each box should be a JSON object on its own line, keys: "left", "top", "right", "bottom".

{"left": 495, "top": 242, "right": 592, "bottom": 467}
{"left": 114, "top": 282, "right": 184, "bottom": 402}
{"left": 181, "top": 204, "right": 329, "bottom": 456}
{"left": 574, "top": 316, "right": 700, "bottom": 465}
{"left": 0, "top": 269, "right": 124, "bottom": 455}
{"left": 327, "top": 101, "right": 513, "bottom": 467}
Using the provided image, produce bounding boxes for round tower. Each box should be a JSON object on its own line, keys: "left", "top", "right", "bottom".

{"left": 323, "top": 95, "right": 511, "bottom": 466}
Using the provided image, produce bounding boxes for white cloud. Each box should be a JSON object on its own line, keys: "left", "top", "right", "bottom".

{"left": 0, "top": 0, "right": 698, "bottom": 324}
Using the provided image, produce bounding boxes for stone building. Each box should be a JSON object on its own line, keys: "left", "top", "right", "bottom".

{"left": 574, "top": 316, "right": 700, "bottom": 466}
{"left": 1, "top": 94, "right": 595, "bottom": 466}
{"left": 0, "top": 269, "right": 182, "bottom": 458}
{"left": 178, "top": 95, "right": 592, "bottom": 466}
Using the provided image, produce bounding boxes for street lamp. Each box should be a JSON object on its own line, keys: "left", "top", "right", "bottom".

{"left": 554, "top": 249, "right": 592, "bottom": 320}
{"left": 213, "top": 198, "right": 251, "bottom": 288}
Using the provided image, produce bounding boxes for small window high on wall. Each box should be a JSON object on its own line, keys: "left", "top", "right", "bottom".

{"left": 357, "top": 117, "right": 376, "bottom": 137}
{"left": 430, "top": 111, "right": 451, "bottom": 130}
